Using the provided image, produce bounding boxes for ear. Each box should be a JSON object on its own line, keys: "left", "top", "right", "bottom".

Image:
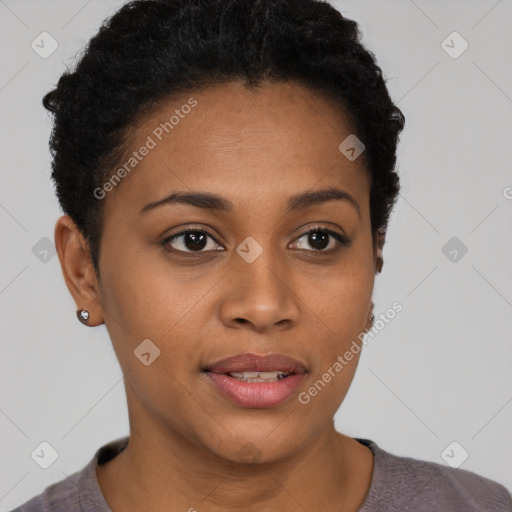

{"left": 364, "top": 229, "right": 385, "bottom": 332}
{"left": 374, "top": 228, "right": 385, "bottom": 275}
{"left": 54, "top": 215, "right": 104, "bottom": 326}
{"left": 364, "top": 300, "right": 375, "bottom": 332}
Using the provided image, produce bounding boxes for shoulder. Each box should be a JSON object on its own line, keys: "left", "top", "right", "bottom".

{"left": 358, "top": 438, "right": 512, "bottom": 512}
{"left": 8, "top": 470, "right": 82, "bottom": 512}
{"left": 8, "top": 436, "right": 130, "bottom": 512}
{"left": 394, "top": 453, "right": 512, "bottom": 510}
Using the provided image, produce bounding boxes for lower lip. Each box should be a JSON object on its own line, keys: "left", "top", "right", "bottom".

{"left": 204, "top": 372, "right": 306, "bottom": 408}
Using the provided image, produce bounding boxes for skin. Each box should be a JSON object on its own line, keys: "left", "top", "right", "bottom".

{"left": 55, "top": 79, "right": 385, "bottom": 512}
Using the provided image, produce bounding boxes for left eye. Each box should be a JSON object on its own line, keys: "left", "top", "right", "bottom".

{"left": 291, "top": 228, "right": 349, "bottom": 253}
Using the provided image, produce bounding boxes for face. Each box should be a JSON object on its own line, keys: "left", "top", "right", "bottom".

{"left": 63, "top": 80, "right": 380, "bottom": 464}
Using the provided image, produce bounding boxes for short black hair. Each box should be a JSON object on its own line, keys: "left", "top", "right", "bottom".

{"left": 43, "top": 0, "right": 405, "bottom": 278}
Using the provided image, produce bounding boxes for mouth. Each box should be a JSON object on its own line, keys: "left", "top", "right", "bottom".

{"left": 218, "top": 370, "right": 291, "bottom": 383}
{"left": 202, "top": 352, "right": 307, "bottom": 408}
{"left": 203, "top": 352, "right": 308, "bottom": 375}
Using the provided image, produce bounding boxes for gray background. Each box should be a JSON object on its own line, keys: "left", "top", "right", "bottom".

{"left": 1, "top": 0, "right": 511, "bottom": 509}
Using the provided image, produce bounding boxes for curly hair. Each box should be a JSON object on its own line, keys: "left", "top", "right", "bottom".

{"left": 43, "top": 0, "right": 405, "bottom": 278}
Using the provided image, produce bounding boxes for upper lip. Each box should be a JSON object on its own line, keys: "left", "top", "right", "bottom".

{"left": 204, "top": 352, "right": 308, "bottom": 374}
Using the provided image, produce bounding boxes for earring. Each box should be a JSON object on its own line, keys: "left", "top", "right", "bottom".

{"left": 368, "top": 301, "right": 375, "bottom": 327}
{"left": 76, "top": 309, "right": 90, "bottom": 325}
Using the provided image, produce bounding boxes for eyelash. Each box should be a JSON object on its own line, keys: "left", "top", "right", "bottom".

{"left": 161, "top": 225, "right": 351, "bottom": 257}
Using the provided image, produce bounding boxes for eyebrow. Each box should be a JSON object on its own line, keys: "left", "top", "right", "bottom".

{"left": 139, "top": 186, "right": 360, "bottom": 218}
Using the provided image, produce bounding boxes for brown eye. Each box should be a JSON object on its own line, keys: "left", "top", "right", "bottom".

{"left": 162, "top": 229, "right": 224, "bottom": 254}
{"left": 292, "top": 227, "right": 351, "bottom": 253}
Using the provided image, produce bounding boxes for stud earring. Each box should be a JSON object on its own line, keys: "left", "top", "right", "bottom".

{"left": 368, "top": 301, "right": 375, "bottom": 327}
{"left": 76, "top": 309, "right": 90, "bottom": 325}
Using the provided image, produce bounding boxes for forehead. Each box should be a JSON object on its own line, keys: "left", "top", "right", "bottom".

{"left": 104, "top": 80, "right": 370, "bottom": 218}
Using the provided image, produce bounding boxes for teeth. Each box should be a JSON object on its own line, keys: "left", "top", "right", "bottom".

{"left": 258, "top": 372, "right": 285, "bottom": 379}
{"left": 228, "top": 371, "right": 290, "bottom": 382}
{"left": 231, "top": 371, "right": 259, "bottom": 378}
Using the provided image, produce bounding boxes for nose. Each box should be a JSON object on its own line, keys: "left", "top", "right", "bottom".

{"left": 217, "top": 245, "right": 300, "bottom": 333}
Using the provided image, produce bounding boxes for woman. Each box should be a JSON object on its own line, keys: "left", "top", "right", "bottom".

{"left": 12, "top": 0, "right": 512, "bottom": 510}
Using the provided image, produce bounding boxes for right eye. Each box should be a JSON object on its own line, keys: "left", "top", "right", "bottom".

{"left": 161, "top": 228, "right": 225, "bottom": 254}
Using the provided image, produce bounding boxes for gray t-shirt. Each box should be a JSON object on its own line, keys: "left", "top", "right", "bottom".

{"left": 10, "top": 436, "right": 512, "bottom": 512}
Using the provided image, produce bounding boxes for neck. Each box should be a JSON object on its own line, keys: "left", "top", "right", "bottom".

{"left": 96, "top": 395, "right": 374, "bottom": 512}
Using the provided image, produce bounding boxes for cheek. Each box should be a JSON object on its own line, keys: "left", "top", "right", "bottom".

{"left": 99, "top": 265, "right": 198, "bottom": 414}
{"left": 296, "top": 350, "right": 360, "bottom": 433}
{"left": 99, "top": 245, "right": 189, "bottom": 336}
{"left": 302, "top": 267, "right": 374, "bottom": 338}
{"left": 98, "top": 255, "right": 215, "bottom": 383}
{"left": 299, "top": 269, "right": 372, "bottom": 402}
